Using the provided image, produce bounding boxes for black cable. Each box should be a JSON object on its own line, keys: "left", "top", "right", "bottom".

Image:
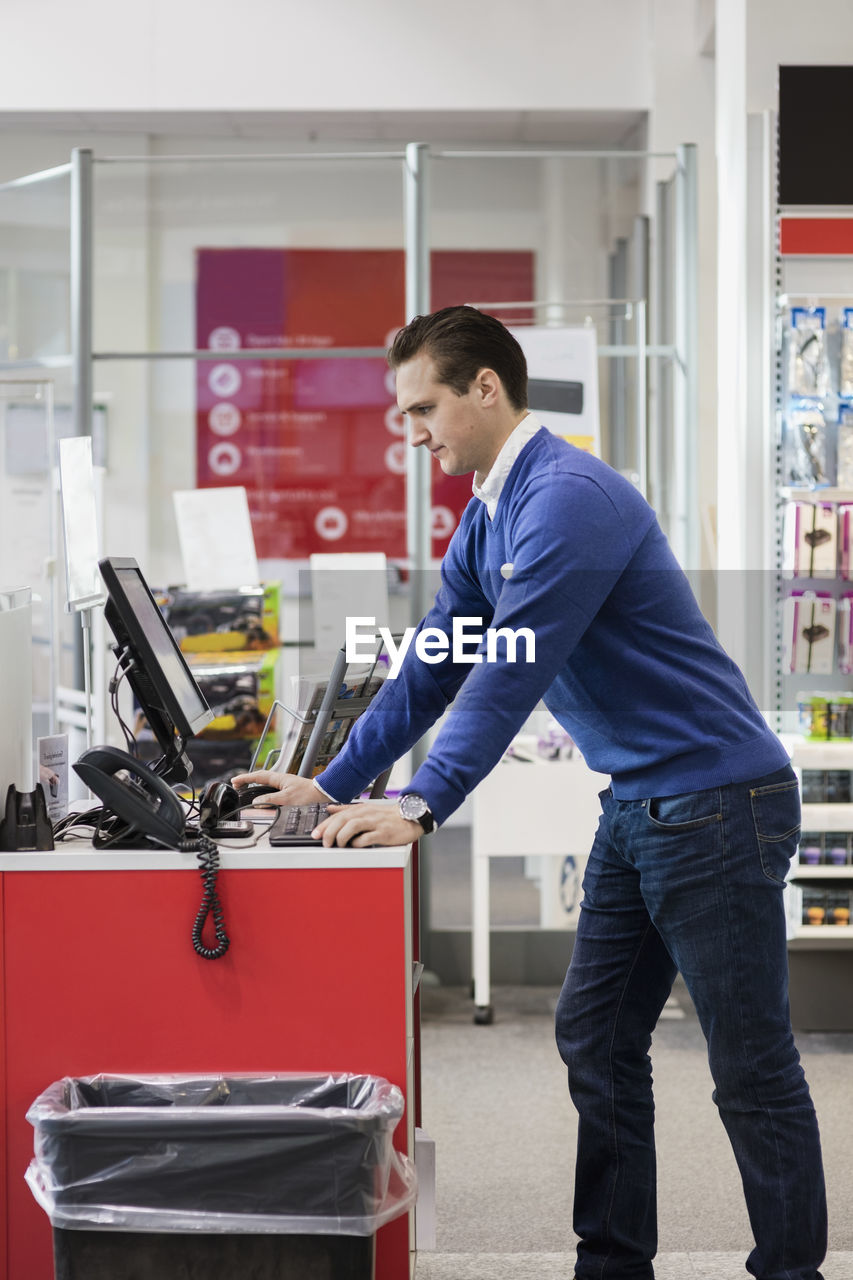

{"left": 52, "top": 807, "right": 110, "bottom": 840}
{"left": 183, "top": 784, "right": 202, "bottom": 824}
{"left": 54, "top": 806, "right": 134, "bottom": 847}
{"left": 91, "top": 810, "right": 144, "bottom": 849}
{"left": 182, "top": 831, "right": 231, "bottom": 960}
{"left": 108, "top": 655, "right": 138, "bottom": 756}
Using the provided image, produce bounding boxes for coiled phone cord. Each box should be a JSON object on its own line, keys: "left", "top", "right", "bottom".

{"left": 183, "top": 833, "right": 231, "bottom": 960}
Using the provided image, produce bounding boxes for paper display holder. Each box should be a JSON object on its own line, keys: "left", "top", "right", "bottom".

{"left": 249, "top": 646, "right": 389, "bottom": 793}
{"left": 58, "top": 438, "right": 106, "bottom": 753}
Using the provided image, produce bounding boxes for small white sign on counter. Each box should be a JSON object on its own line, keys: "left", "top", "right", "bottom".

{"left": 38, "top": 733, "right": 69, "bottom": 822}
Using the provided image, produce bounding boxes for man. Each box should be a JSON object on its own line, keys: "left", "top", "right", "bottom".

{"left": 234, "top": 305, "right": 826, "bottom": 1280}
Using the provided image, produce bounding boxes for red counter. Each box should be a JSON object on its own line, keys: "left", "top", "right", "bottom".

{"left": 0, "top": 840, "right": 418, "bottom": 1280}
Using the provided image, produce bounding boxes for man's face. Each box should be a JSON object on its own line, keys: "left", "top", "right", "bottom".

{"left": 395, "top": 353, "right": 493, "bottom": 478}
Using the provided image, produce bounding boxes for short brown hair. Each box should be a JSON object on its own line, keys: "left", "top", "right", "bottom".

{"left": 387, "top": 305, "right": 528, "bottom": 411}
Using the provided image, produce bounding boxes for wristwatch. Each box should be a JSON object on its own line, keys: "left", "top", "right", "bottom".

{"left": 398, "top": 792, "right": 436, "bottom": 834}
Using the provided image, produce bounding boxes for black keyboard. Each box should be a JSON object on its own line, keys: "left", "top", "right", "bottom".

{"left": 267, "top": 802, "right": 330, "bottom": 846}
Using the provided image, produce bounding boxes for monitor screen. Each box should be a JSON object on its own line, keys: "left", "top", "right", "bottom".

{"left": 99, "top": 557, "right": 213, "bottom": 777}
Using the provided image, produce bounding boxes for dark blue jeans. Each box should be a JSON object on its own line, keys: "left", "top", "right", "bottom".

{"left": 555, "top": 765, "right": 826, "bottom": 1280}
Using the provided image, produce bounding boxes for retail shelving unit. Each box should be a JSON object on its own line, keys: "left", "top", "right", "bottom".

{"left": 773, "top": 78, "right": 853, "bottom": 1022}
{"left": 786, "top": 739, "right": 853, "bottom": 944}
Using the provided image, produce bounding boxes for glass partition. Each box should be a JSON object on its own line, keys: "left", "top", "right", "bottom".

{"left": 89, "top": 152, "right": 409, "bottom": 589}
{"left": 0, "top": 379, "right": 58, "bottom": 747}
{"left": 91, "top": 154, "right": 407, "bottom": 355}
{"left": 428, "top": 150, "right": 681, "bottom": 549}
{"left": 0, "top": 168, "right": 71, "bottom": 364}
{"left": 80, "top": 146, "right": 689, "bottom": 592}
{"left": 0, "top": 169, "right": 75, "bottom": 743}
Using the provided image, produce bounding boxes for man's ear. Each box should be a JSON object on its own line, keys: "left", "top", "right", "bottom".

{"left": 475, "top": 367, "right": 501, "bottom": 406}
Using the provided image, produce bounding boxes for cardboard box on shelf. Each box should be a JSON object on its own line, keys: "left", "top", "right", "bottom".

{"left": 155, "top": 582, "right": 281, "bottom": 653}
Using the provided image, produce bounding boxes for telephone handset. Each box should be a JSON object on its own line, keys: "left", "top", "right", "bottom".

{"left": 73, "top": 745, "right": 186, "bottom": 846}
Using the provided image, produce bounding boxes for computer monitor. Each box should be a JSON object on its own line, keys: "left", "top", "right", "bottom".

{"left": 99, "top": 556, "right": 214, "bottom": 782}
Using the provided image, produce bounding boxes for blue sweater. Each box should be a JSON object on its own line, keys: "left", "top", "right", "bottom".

{"left": 319, "top": 428, "right": 788, "bottom": 825}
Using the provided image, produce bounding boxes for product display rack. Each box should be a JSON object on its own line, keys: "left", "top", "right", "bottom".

{"left": 769, "top": 75, "right": 853, "bottom": 1024}
{"left": 785, "top": 738, "right": 853, "bottom": 942}
{"left": 773, "top": 187, "right": 853, "bottom": 1018}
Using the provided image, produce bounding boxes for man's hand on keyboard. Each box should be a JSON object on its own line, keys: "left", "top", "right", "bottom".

{"left": 313, "top": 801, "right": 424, "bottom": 849}
{"left": 230, "top": 770, "right": 320, "bottom": 807}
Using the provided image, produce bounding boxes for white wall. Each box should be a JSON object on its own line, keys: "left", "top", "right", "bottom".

{"left": 5, "top": 0, "right": 853, "bottom": 595}
{"left": 747, "top": 0, "right": 853, "bottom": 110}
{"left": 1, "top": 1, "right": 653, "bottom": 114}
{"left": 648, "top": 0, "right": 716, "bottom": 568}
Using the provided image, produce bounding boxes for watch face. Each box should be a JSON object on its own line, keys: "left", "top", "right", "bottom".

{"left": 400, "top": 793, "right": 428, "bottom": 821}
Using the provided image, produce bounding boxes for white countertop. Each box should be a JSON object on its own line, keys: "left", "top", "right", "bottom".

{"left": 0, "top": 846, "right": 412, "bottom": 872}
{"left": 0, "top": 826, "right": 412, "bottom": 873}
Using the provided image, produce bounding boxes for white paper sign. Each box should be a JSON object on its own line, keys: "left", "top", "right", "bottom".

{"left": 510, "top": 325, "right": 600, "bottom": 456}
{"left": 59, "top": 436, "right": 105, "bottom": 610}
{"left": 0, "top": 475, "right": 50, "bottom": 589}
{"left": 310, "top": 552, "right": 390, "bottom": 657}
{"left": 173, "top": 487, "right": 260, "bottom": 591}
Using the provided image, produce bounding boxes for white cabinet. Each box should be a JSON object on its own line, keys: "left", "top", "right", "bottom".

{"left": 786, "top": 738, "right": 853, "bottom": 945}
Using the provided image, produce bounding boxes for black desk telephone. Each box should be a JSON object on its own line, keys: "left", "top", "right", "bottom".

{"left": 74, "top": 746, "right": 185, "bottom": 845}
{"left": 72, "top": 746, "right": 230, "bottom": 960}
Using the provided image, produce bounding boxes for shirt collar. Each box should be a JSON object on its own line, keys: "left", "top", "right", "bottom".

{"left": 472, "top": 412, "right": 542, "bottom": 520}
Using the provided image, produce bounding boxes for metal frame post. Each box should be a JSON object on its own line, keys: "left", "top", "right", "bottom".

{"left": 403, "top": 142, "right": 434, "bottom": 964}
{"left": 404, "top": 142, "right": 431, "bottom": 626}
{"left": 745, "top": 110, "right": 778, "bottom": 717}
{"left": 631, "top": 217, "right": 650, "bottom": 498}
{"left": 70, "top": 147, "right": 94, "bottom": 696}
{"left": 71, "top": 148, "right": 93, "bottom": 440}
{"left": 653, "top": 178, "right": 674, "bottom": 520}
{"left": 635, "top": 298, "right": 648, "bottom": 499}
{"left": 674, "top": 142, "right": 699, "bottom": 569}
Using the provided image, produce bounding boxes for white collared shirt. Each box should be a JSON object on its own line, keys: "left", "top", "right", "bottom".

{"left": 471, "top": 412, "right": 542, "bottom": 520}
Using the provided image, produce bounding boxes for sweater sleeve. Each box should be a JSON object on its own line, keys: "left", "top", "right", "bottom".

{"left": 316, "top": 520, "right": 495, "bottom": 805}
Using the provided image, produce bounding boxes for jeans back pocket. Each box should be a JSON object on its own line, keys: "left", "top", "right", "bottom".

{"left": 750, "top": 777, "right": 801, "bottom": 883}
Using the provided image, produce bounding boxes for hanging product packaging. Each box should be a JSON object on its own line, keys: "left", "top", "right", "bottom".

{"left": 787, "top": 306, "right": 830, "bottom": 399}
{"left": 841, "top": 308, "right": 853, "bottom": 399}
{"left": 835, "top": 503, "right": 853, "bottom": 579}
{"left": 783, "top": 591, "right": 836, "bottom": 675}
{"left": 782, "top": 501, "right": 837, "bottom": 578}
{"left": 838, "top": 594, "right": 853, "bottom": 674}
{"left": 837, "top": 403, "right": 853, "bottom": 489}
{"left": 784, "top": 405, "right": 830, "bottom": 487}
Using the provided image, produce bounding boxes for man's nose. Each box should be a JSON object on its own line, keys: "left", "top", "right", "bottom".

{"left": 408, "top": 421, "right": 430, "bottom": 448}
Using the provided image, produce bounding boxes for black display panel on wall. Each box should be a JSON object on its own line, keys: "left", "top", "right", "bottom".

{"left": 779, "top": 66, "right": 853, "bottom": 206}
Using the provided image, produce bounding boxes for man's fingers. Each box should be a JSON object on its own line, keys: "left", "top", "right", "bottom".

{"left": 314, "top": 809, "right": 369, "bottom": 848}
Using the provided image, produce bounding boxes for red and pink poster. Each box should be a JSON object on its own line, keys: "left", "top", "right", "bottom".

{"left": 196, "top": 248, "right": 533, "bottom": 560}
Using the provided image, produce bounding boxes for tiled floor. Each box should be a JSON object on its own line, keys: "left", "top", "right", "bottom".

{"left": 415, "top": 1252, "right": 853, "bottom": 1279}
{"left": 419, "top": 981, "right": 851, "bottom": 1278}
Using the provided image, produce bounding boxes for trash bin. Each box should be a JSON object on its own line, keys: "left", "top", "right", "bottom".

{"left": 26, "top": 1073, "right": 417, "bottom": 1280}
